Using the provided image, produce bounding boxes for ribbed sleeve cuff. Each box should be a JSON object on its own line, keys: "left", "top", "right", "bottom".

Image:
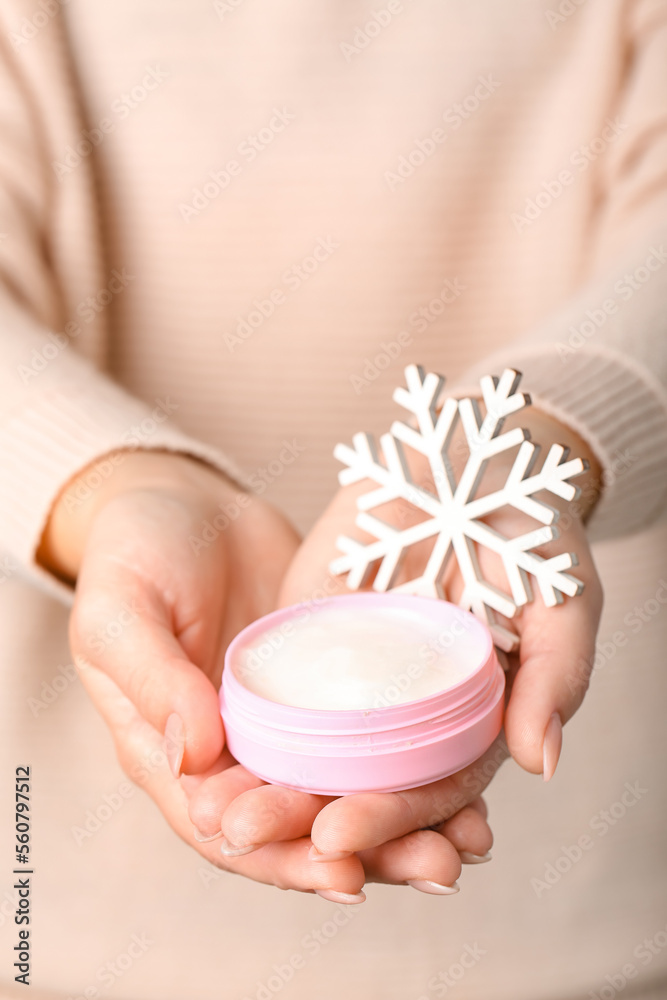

{"left": 452, "top": 343, "right": 667, "bottom": 542}
{"left": 0, "top": 380, "right": 249, "bottom": 603}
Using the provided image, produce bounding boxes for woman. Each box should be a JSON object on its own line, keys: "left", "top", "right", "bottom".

{"left": 1, "top": 0, "right": 666, "bottom": 997}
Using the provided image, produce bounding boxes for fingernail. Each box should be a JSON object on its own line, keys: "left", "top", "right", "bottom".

{"left": 315, "top": 889, "right": 366, "bottom": 905}
{"left": 542, "top": 711, "right": 562, "bottom": 782}
{"left": 309, "top": 845, "right": 353, "bottom": 863}
{"left": 406, "top": 879, "right": 460, "bottom": 895}
{"left": 220, "top": 837, "right": 260, "bottom": 857}
{"left": 193, "top": 826, "right": 223, "bottom": 843}
{"left": 164, "top": 713, "right": 185, "bottom": 779}
{"left": 459, "top": 851, "right": 492, "bottom": 864}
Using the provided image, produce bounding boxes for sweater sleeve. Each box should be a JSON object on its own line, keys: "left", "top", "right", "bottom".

{"left": 453, "top": 0, "right": 667, "bottom": 543}
{"left": 0, "top": 6, "right": 247, "bottom": 605}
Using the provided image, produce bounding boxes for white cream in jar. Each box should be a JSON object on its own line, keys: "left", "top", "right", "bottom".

{"left": 221, "top": 594, "right": 505, "bottom": 795}
{"left": 235, "top": 603, "right": 478, "bottom": 710}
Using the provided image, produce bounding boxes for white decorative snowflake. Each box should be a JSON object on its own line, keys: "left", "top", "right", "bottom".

{"left": 329, "top": 365, "right": 588, "bottom": 651}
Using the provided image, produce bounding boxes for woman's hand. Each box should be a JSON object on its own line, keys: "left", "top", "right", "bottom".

{"left": 42, "top": 448, "right": 492, "bottom": 900}
{"left": 41, "top": 450, "right": 300, "bottom": 777}
{"left": 40, "top": 450, "right": 360, "bottom": 896}
{"left": 184, "top": 757, "right": 493, "bottom": 898}
{"left": 208, "top": 406, "right": 604, "bottom": 865}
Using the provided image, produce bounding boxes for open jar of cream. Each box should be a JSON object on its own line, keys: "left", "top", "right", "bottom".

{"left": 219, "top": 593, "right": 505, "bottom": 796}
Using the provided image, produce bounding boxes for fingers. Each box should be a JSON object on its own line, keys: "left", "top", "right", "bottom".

{"left": 221, "top": 784, "right": 335, "bottom": 851}
{"left": 359, "top": 830, "right": 462, "bottom": 891}
{"left": 206, "top": 838, "right": 367, "bottom": 902}
{"left": 504, "top": 558, "right": 604, "bottom": 779}
{"left": 186, "top": 769, "right": 335, "bottom": 851}
{"left": 468, "top": 795, "right": 488, "bottom": 819}
{"left": 182, "top": 772, "right": 366, "bottom": 899}
{"left": 82, "top": 664, "right": 367, "bottom": 901}
{"left": 359, "top": 801, "right": 492, "bottom": 889}
{"left": 70, "top": 561, "right": 223, "bottom": 776}
{"left": 178, "top": 752, "right": 233, "bottom": 799}
{"left": 189, "top": 773, "right": 491, "bottom": 884}
{"left": 184, "top": 776, "right": 367, "bottom": 900}
{"left": 193, "top": 796, "right": 489, "bottom": 896}
{"left": 310, "top": 740, "right": 507, "bottom": 856}
{"left": 182, "top": 759, "right": 256, "bottom": 840}
{"left": 438, "top": 801, "right": 493, "bottom": 861}
{"left": 74, "top": 654, "right": 198, "bottom": 803}
{"left": 185, "top": 765, "right": 265, "bottom": 842}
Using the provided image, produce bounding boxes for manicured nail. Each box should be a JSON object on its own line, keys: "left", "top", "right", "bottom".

{"left": 220, "top": 837, "right": 260, "bottom": 857}
{"left": 542, "top": 711, "right": 562, "bottom": 782}
{"left": 193, "top": 826, "right": 223, "bottom": 843}
{"left": 309, "top": 845, "right": 353, "bottom": 863}
{"left": 164, "top": 713, "right": 185, "bottom": 778}
{"left": 406, "top": 879, "right": 460, "bottom": 895}
{"left": 459, "top": 851, "right": 492, "bottom": 864}
{"left": 315, "top": 889, "right": 366, "bottom": 904}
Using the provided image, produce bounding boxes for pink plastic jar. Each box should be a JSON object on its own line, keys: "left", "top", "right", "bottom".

{"left": 219, "top": 593, "right": 505, "bottom": 795}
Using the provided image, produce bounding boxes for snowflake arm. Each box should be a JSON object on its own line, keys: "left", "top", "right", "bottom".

{"left": 330, "top": 366, "right": 588, "bottom": 651}
{"left": 330, "top": 513, "right": 444, "bottom": 591}
{"left": 391, "top": 365, "right": 459, "bottom": 501}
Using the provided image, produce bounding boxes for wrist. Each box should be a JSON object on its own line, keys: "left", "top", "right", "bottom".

{"left": 442, "top": 400, "right": 603, "bottom": 524}
{"left": 505, "top": 407, "right": 603, "bottom": 523}
{"left": 37, "top": 449, "right": 241, "bottom": 583}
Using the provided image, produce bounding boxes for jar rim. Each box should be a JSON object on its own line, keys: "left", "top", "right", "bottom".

{"left": 222, "top": 593, "right": 500, "bottom": 736}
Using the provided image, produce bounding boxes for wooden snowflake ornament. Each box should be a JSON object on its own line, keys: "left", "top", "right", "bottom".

{"left": 329, "top": 365, "right": 588, "bottom": 652}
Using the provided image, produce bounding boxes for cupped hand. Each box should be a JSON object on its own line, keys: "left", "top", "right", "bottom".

{"left": 40, "top": 450, "right": 350, "bottom": 896}
{"left": 210, "top": 405, "right": 603, "bottom": 866}
{"left": 184, "top": 758, "right": 493, "bottom": 899}
{"left": 42, "top": 449, "right": 492, "bottom": 900}
{"left": 46, "top": 451, "right": 299, "bottom": 775}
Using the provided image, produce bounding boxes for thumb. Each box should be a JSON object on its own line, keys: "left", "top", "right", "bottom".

{"left": 70, "top": 573, "right": 224, "bottom": 777}
{"left": 503, "top": 576, "right": 603, "bottom": 780}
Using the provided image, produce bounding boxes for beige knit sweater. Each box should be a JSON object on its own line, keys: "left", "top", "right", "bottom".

{"left": 1, "top": 1, "right": 666, "bottom": 998}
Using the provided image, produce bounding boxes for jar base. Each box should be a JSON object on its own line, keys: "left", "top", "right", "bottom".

{"left": 235, "top": 743, "right": 499, "bottom": 797}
